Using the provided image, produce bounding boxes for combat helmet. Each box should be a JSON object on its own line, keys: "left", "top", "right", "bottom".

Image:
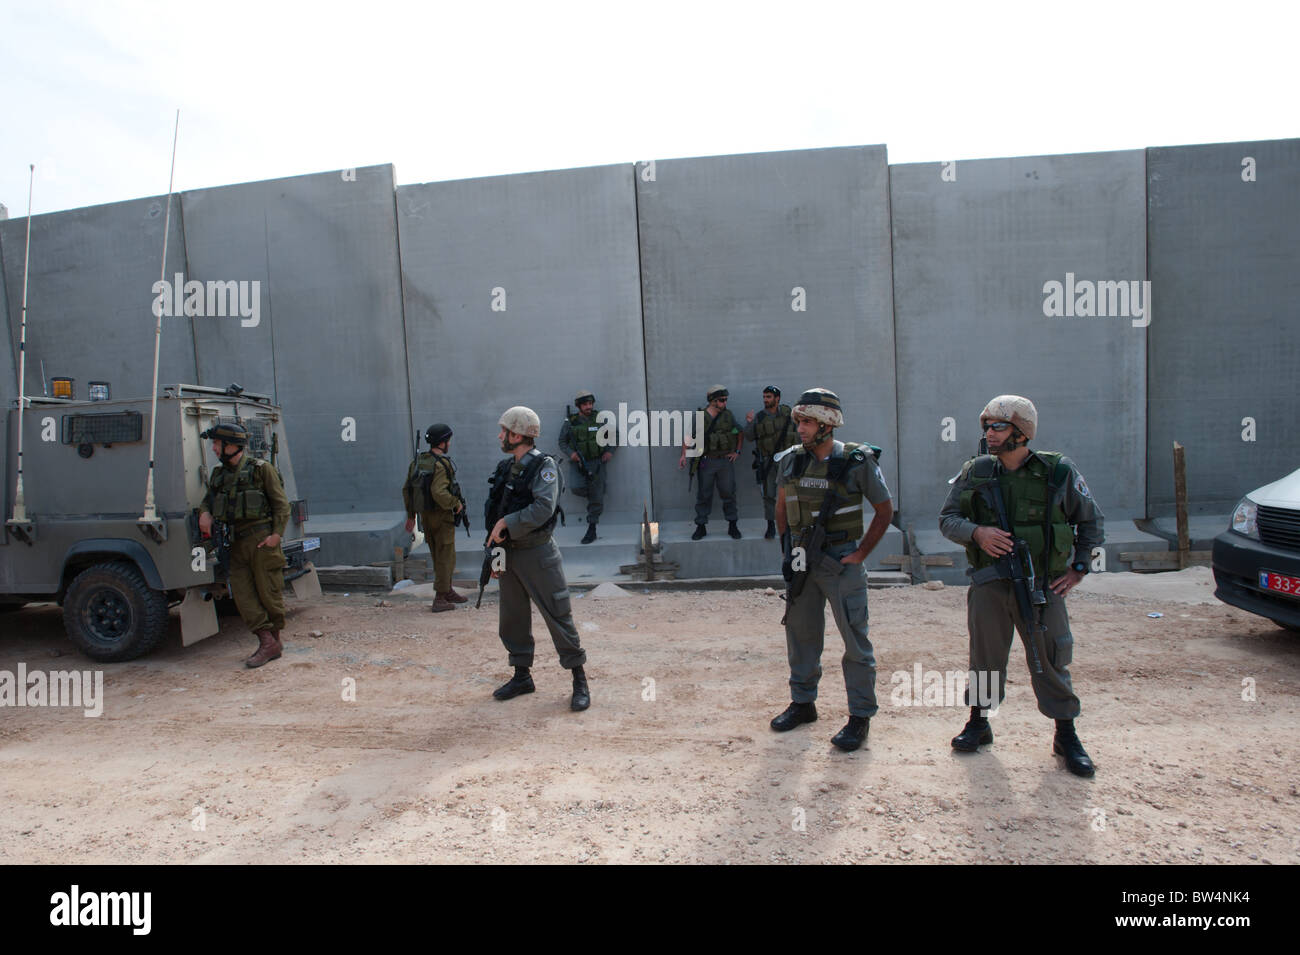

{"left": 979, "top": 395, "right": 1037, "bottom": 440}
{"left": 499, "top": 406, "right": 542, "bottom": 438}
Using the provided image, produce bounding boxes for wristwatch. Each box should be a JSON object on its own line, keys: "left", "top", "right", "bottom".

{"left": 1071, "top": 561, "right": 1089, "bottom": 575}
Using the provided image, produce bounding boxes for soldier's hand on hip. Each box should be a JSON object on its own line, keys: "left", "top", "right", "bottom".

{"left": 258, "top": 533, "right": 281, "bottom": 549}
{"left": 840, "top": 548, "right": 867, "bottom": 566}
{"left": 489, "top": 518, "right": 509, "bottom": 544}
{"left": 570, "top": 452, "right": 581, "bottom": 462}
{"left": 199, "top": 512, "right": 213, "bottom": 537}
{"left": 404, "top": 517, "right": 415, "bottom": 534}
{"left": 973, "top": 526, "right": 1014, "bottom": 557}
{"left": 726, "top": 452, "right": 739, "bottom": 462}
{"left": 1050, "top": 568, "right": 1084, "bottom": 597}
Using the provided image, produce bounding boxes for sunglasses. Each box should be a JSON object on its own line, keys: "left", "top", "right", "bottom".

{"left": 983, "top": 421, "right": 1014, "bottom": 432}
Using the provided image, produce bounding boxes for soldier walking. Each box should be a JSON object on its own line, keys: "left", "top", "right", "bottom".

{"left": 486, "top": 406, "right": 591, "bottom": 711}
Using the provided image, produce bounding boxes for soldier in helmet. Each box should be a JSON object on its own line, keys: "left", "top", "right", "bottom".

{"left": 558, "top": 389, "right": 613, "bottom": 544}
{"left": 485, "top": 406, "right": 591, "bottom": 711}
{"left": 770, "top": 389, "right": 894, "bottom": 751}
{"left": 744, "top": 385, "right": 794, "bottom": 540}
{"left": 678, "top": 384, "right": 744, "bottom": 540}
{"left": 939, "top": 395, "right": 1103, "bottom": 777}
{"left": 198, "top": 422, "right": 291, "bottom": 668}
{"left": 403, "top": 423, "right": 467, "bottom": 612}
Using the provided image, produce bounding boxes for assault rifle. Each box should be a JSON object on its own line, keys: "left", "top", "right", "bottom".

{"left": 780, "top": 485, "right": 849, "bottom": 625}
{"left": 476, "top": 460, "right": 511, "bottom": 609}
{"left": 211, "top": 520, "right": 233, "bottom": 577}
{"left": 981, "top": 471, "right": 1046, "bottom": 675}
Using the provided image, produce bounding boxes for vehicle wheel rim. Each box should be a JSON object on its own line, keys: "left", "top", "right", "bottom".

{"left": 85, "top": 588, "right": 133, "bottom": 645}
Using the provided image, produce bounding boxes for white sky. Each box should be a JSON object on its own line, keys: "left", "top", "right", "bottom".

{"left": 1, "top": 0, "right": 1295, "bottom": 216}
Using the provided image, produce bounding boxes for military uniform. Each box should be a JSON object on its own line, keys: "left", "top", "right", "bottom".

{"left": 940, "top": 449, "right": 1104, "bottom": 720}
{"left": 201, "top": 452, "right": 290, "bottom": 638}
{"left": 695, "top": 406, "right": 742, "bottom": 527}
{"left": 744, "top": 401, "right": 794, "bottom": 523}
{"left": 494, "top": 448, "right": 586, "bottom": 671}
{"left": 780, "top": 440, "right": 892, "bottom": 719}
{"left": 558, "top": 406, "right": 610, "bottom": 527}
{"left": 402, "top": 449, "right": 461, "bottom": 596}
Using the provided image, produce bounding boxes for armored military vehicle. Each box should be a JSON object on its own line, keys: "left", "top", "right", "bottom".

{"left": 1, "top": 383, "right": 319, "bottom": 660}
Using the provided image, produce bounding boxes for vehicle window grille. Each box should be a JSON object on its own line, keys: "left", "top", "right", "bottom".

{"left": 61, "top": 411, "right": 143, "bottom": 446}
{"left": 215, "top": 416, "right": 270, "bottom": 455}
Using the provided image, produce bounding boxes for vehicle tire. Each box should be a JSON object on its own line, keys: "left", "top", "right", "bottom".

{"left": 1269, "top": 618, "right": 1300, "bottom": 633}
{"left": 64, "top": 561, "right": 171, "bottom": 662}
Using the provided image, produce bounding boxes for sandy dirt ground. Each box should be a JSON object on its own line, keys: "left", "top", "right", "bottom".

{"left": 1, "top": 568, "right": 1297, "bottom": 864}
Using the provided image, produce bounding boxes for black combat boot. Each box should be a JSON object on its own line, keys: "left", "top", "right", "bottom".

{"left": 581, "top": 523, "right": 597, "bottom": 544}
{"left": 691, "top": 524, "right": 707, "bottom": 540}
{"left": 727, "top": 520, "right": 742, "bottom": 540}
{"left": 570, "top": 665, "right": 591, "bottom": 711}
{"left": 764, "top": 520, "right": 776, "bottom": 539}
{"left": 831, "top": 715, "right": 869, "bottom": 752}
{"left": 951, "top": 706, "right": 993, "bottom": 751}
{"left": 770, "top": 701, "right": 818, "bottom": 732}
{"left": 493, "top": 666, "right": 535, "bottom": 701}
{"left": 1053, "top": 719, "right": 1096, "bottom": 777}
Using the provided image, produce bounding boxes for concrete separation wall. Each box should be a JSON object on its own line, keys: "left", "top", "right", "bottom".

{"left": 1147, "top": 138, "right": 1300, "bottom": 515}
{"left": 0, "top": 195, "right": 194, "bottom": 402}
{"left": 396, "top": 164, "right": 649, "bottom": 530}
{"left": 181, "top": 164, "right": 410, "bottom": 521}
{"left": 890, "top": 150, "right": 1148, "bottom": 537}
{"left": 637, "top": 146, "right": 898, "bottom": 538}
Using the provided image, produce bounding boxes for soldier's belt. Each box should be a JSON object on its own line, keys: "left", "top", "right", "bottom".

{"left": 505, "top": 533, "right": 551, "bottom": 551}
{"left": 969, "top": 565, "right": 1011, "bottom": 586}
{"left": 233, "top": 521, "right": 273, "bottom": 540}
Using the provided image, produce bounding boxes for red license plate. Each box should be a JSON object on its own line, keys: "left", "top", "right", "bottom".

{"left": 1259, "top": 570, "right": 1300, "bottom": 597}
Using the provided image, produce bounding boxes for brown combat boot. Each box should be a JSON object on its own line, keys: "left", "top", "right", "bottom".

{"left": 442, "top": 589, "right": 468, "bottom": 604}
{"left": 245, "top": 629, "right": 282, "bottom": 668}
{"left": 431, "top": 594, "right": 456, "bottom": 612}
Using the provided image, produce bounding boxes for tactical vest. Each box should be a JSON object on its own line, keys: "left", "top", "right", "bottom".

{"left": 958, "top": 452, "right": 1073, "bottom": 579}
{"left": 208, "top": 455, "right": 273, "bottom": 524}
{"left": 407, "top": 452, "right": 458, "bottom": 513}
{"left": 754, "top": 405, "right": 794, "bottom": 458}
{"left": 568, "top": 413, "right": 603, "bottom": 460}
{"left": 487, "top": 450, "right": 564, "bottom": 540}
{"left": 782, "top": 442, "right": 877, "bottom": 546}
{"left": 702, "top": 408, "right": 740, "bottom": 456}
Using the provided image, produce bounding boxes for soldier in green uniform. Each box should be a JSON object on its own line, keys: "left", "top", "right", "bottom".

{"left": 558, "top": 390, "right": 613, "bottom": 544}
{"left": 770, "top": 389, "right": 894, "bottom": 751}
{"left": 678, "top": 384, "right": 743, "bottom": 540}
{"left": 939, "top": 395, "right": 1103, "bottom": 777}
{"left": 403, "top": 423, "right": 467, "bottom": 612}
{"left": 744, "top": 385, "right": 794, "bottom": 539}
{"left": 487, "top": 406, "right": 591, "bottom": 711}
{"left": 198, "top": 423, "right": 291, "bottom": 668}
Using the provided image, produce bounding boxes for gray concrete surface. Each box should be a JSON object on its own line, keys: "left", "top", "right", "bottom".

{"left": 636, "top": 146, "right": 898, "bottom": 524}
{"left": 1146, "top": 138, "right": 1300, "bottom": 515}
{"left": 396, "top": 164, "right": 649, "bottom": 530}
{"left": 0, "top": 195, "right": 194, "bottom": 402}
{"left": 180, "top": 164, "right": 410, "bottom": 516}
{"left": 890, "top": 150, "right": 1148, "bottom": 525}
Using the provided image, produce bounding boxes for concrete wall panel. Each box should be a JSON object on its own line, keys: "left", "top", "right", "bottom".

{"left": 637, "top": 146, "right": 898, "bottom": 526}
{"left": 396, "top": 164, "right": 649, "bottom": 528}
{"left": 1147, "top": 138, "right": 1300, "bottom": 515}
{"left": 890, "top": 151, "right": 1147, "bottom": 528}
{"left": 0, "top": 196, "right": 194, "bottom": 402}
{"left": 181, "top": 164, "right": 409, "bottom": 515}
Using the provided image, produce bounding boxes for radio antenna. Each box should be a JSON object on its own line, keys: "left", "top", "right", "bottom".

{"left": 6, "top": 164, "right": 36, "bottom": 544}
{"left": 138, "top": 109, "right": 180, "bottom": 539}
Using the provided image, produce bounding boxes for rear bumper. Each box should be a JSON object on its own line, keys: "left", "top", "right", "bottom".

{"left": 1212, "top": 531, "right": 1300, "bottom": 629}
